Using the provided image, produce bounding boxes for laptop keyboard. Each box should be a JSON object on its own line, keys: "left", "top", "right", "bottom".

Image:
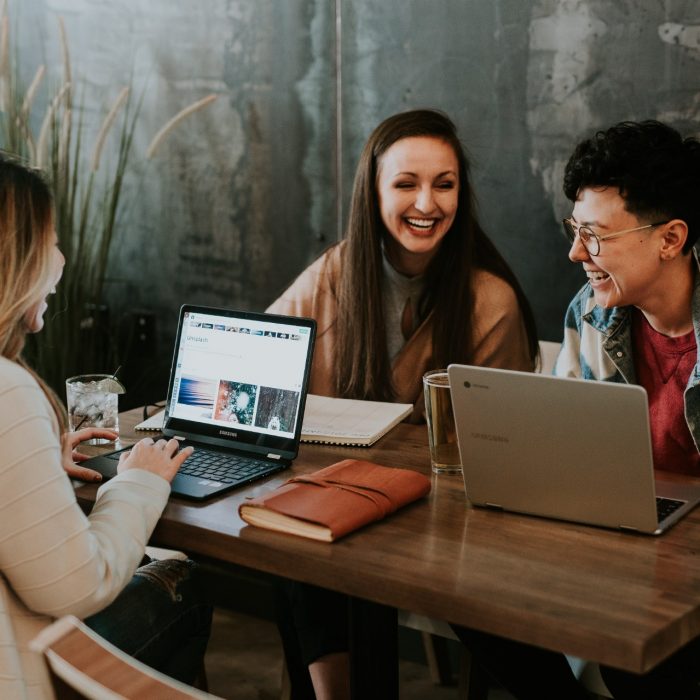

{"left": 106, "top": 447, "right": 279, "bottom": 486}
{"left": 177, "top": 448, "right": 280, "bottom": 485}
{"left": 656, "top": 496, "right": 685, "bottom": 522}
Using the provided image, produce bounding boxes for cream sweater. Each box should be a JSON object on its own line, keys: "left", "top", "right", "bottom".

{"left": 0, "top": 357, "right": 170, "bottom": 699}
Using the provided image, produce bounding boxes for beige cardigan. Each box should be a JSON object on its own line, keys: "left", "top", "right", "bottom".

{"left": 267, "top": 244, "right": 534, "bottom": 422}
{"left": 0, "top": 357, "right": 170, "bottom": 699}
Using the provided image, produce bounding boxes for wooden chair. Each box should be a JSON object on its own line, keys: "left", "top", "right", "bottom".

{"left": 397, "top": 611, "right": 489, "bottom": 699}
{"left": 30, "top": 615, "right": 222, "bottom": 700}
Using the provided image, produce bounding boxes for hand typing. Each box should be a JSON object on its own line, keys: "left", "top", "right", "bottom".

{"left": 118, "top": 437, "right": 193, "bottom": 483}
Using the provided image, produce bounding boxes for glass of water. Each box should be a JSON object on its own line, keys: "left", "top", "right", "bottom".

{"left": 65, "top": 374, "right": 123, "bottom": 444}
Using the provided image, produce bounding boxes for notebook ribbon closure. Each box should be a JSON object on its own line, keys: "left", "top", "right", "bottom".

{"left": 286, "top": 474, "right": 397, "bottom": 517}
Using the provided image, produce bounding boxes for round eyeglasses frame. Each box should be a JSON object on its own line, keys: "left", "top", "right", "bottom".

{"left": 562, "top": 219, "right": 669, "bottom": 256}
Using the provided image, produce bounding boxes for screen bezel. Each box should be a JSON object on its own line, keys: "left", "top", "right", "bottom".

{"left": 162, "top": 304, "right": 316, "bottom": 460}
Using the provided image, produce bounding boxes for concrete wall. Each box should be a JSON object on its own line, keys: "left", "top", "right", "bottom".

{"left": 11, "top": 0, "right": 700, "bottom": 380}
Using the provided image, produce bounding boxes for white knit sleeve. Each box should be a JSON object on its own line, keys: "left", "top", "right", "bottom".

{"left": 0, "top": 363, "right": 170, "bottom": 619}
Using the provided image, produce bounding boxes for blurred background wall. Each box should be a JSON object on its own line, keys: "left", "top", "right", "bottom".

{"left": 11, "top": 0, "right": 700, "bottom": 403}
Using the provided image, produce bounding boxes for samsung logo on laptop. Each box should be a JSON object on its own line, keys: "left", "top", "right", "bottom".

{"left": 471, "top": 432, "right": 509, "bottom": 444}
{"left": 219, "top": 429, "right": 238, "bottom": 438}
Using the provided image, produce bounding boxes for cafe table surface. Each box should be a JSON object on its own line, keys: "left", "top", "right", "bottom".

{"left": 75, "top": 406, "right": 700, "bottom": 677}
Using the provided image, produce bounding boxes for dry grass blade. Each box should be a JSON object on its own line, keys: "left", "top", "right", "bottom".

{"left": 58, "top": 16, "right": 71, "bottom": 99}
{"left": 145, "top": 93, "right": 217, "bottom": 159}
{"left": 89, "top": 86, "right": 128, "bottom": 172}
{"left": 0, "top": 13, "right": 8, "bottom": 112}
{"left": 58, "top": 107, "right": 71, "bottom": 171}
{"left": 21, "top": 64, "right": 45, "bottom": 117}
{"left": 36, "top": 82, "right": 71, "bottom": 168}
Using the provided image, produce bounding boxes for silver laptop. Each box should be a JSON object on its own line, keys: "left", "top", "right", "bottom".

{"left": 447, "top": 364, "right": 700, "bottom": 535}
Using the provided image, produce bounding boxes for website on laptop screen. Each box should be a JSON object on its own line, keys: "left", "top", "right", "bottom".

{"left": 168, "top": 310, "right": 313, "bottom": 440}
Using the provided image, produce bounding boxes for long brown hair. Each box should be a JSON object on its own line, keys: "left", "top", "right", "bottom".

{"left": 334, "top": 109, "right": 538, "bottom": 400}
{"left": 0, "top": 154, "right": 67, "bottom": 429}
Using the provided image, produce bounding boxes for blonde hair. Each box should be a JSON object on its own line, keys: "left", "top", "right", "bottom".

{"left": 0, "top": 155, "right": 67, "bottom": 429}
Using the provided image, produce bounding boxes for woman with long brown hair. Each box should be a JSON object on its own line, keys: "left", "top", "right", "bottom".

{"left": 0, "top": 155, "right": 211, "bottom": 698}
{"left": 268, "top": 109, "right": 538, "bottom": 699}
{"left": 270, "top": 109, "right": 537, "bottom": 421}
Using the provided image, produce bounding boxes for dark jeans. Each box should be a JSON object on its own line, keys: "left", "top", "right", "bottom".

{"left": 453, "top": 624, "right": 700, "bottom": 699}
{"left": 452, "top": 625, "right": 589, "bottom": 700}
{"left": 85, "top": 558, "right": 213, "bottom": 685}
{"left": 275, "top": 579, "right": 349, "bottom": 700}
{"left": 600, "top": 635, "right": 700, "bottom": 699}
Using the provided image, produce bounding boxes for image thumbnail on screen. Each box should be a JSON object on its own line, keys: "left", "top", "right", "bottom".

{"left": 254, "top": 387, "right": 300, "bottom": 432}
{"left": 213, "top": 380, "right": 258, "bottom": 425}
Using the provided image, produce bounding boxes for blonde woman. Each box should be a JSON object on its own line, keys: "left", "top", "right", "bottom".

{"left": 0, "top": 155, "right": 211, "bottom": 698}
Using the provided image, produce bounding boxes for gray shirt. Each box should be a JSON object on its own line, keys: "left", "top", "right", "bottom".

{"left": 382, "top": 254, "right": 426, "bottom": 360}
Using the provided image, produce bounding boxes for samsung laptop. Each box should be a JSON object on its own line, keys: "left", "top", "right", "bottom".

{"left": 85, "top": 305, "right": 316, "bottom": 500}
{"left": 447, "top": 364, "right": 700, "bottom": 535}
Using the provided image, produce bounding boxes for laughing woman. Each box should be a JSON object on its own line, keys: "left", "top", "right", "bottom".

{"left": 0, "top": 155, "right": 211, "bottom": 698}
{"left": 268, "top": 109, "right": 539, "bottom": 699}
{"left": 269, "top": 109, "right": 537, "bottom": 422}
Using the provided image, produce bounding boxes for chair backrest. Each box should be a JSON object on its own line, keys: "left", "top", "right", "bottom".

{"left": 30, "top": 616, "right": 222, "bottom": 700}
{"left": 537, "top": 340, "right": 562, "bottom": 376}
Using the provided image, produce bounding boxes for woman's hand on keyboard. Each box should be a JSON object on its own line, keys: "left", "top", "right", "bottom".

{"left": 61, "top": 428, "right": 120, "bottom": 482}
{"left": 117, "top": 437, "right": 194, "bottom": 483}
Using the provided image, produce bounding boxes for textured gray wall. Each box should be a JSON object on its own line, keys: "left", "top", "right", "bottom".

{"left": 10, "top": 0, "right": 700, "bottom": 373}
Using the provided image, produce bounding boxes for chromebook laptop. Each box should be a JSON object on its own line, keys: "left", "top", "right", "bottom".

{"left": 447, "top": 364, "right": 700, "bottom": 535}
{"left": 85, "top": 305, "right": 316, "bottom": 500}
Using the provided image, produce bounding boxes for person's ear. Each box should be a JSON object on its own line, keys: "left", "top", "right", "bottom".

{"left": 659, "top": 219, "right": 688, "bottom": 260}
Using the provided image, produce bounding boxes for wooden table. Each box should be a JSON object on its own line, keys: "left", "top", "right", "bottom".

{"left": 77, "top": 408, "right": 700, "bottom": 684}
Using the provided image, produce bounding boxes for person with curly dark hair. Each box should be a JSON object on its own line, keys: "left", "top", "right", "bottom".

{"left": 454, "top": 120, "right": 700, "bottom": 699}
{"left": 557, "top": 120, "right": 700, "bottom": 477}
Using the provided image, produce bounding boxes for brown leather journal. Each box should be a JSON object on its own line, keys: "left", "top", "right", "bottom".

{"left": 238, "top": 459, "right": 431, "bottom": 541}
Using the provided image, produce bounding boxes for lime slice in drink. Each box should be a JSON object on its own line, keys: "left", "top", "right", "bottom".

{"left": 99, "top": 378, "right": 127, "bottom": 394}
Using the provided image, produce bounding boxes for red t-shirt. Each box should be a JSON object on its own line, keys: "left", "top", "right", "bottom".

{"left": 632, "top": 308, "right": 700, "bottom": 475}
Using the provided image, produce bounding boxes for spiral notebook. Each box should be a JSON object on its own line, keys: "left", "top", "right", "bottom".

{"left": 299, "top": 395, "right": 412, "bottom": 446}
{"left": 136, "top": 394, "right": 412, "bottom": 447}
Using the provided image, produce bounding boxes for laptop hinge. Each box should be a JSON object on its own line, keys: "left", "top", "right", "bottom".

{"left": 267, "top": 453, "right": 282, "bottom": 460}
{"left": 485, "top": 503, "right": 504, "bottom": 511}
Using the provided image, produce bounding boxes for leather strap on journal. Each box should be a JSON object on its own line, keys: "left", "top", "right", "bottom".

{"left": 287, "top": 473, "right": 397, "bottom": 518}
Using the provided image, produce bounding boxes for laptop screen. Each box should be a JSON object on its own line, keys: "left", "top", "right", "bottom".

{"left": 163, "top": 305, "right": 316, "bottom": 457}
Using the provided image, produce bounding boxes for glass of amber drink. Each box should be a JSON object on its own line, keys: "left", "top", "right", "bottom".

{"left": 423, "top": 369, "right": 462, "bottom": 474}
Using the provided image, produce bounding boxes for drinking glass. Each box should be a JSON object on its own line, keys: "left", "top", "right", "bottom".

{"left": 423, "top": 369, "right": 461, "bottom": 474}
{"left": 65, "top": 374, "right": 121, "bottom": 445}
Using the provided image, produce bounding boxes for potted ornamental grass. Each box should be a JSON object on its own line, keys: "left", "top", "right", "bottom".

{"left": 0, "top": 7, "right": 216, "bottom": 395}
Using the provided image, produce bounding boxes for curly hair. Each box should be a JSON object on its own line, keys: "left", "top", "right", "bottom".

{"left": 563, "top": 120, "right": 700, "bottom": 253}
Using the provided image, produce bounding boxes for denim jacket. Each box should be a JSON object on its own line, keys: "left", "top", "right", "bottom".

{"left": 554, "top": 258, "right": 700, "bottom": 453}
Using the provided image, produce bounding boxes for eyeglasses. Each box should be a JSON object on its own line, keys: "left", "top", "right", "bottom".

{"left": 562, "top": 219, "right": 669, "bottom": 256}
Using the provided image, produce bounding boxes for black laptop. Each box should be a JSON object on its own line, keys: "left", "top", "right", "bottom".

{"left": 84, "top": 305, "right": 316, "bottom": 500}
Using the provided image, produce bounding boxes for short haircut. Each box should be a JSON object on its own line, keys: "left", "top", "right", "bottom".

{"left": 563, "top": 120, "right": 700, "bottom": 252}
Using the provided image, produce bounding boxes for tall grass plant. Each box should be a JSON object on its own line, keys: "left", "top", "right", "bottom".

{"left": 0, "top": 6, "right": 215, "bottom": 395}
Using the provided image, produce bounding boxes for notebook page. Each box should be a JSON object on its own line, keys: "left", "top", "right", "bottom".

{"left": 301, "top": 394, "right": 412, "bottom": 444}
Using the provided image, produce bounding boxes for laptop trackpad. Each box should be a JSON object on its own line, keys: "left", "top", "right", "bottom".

{"left": 82, "top": 449, "right": 126, "bottom": 480}
{"left": 170, "top": 472, "right": 226, "bottom": 499}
